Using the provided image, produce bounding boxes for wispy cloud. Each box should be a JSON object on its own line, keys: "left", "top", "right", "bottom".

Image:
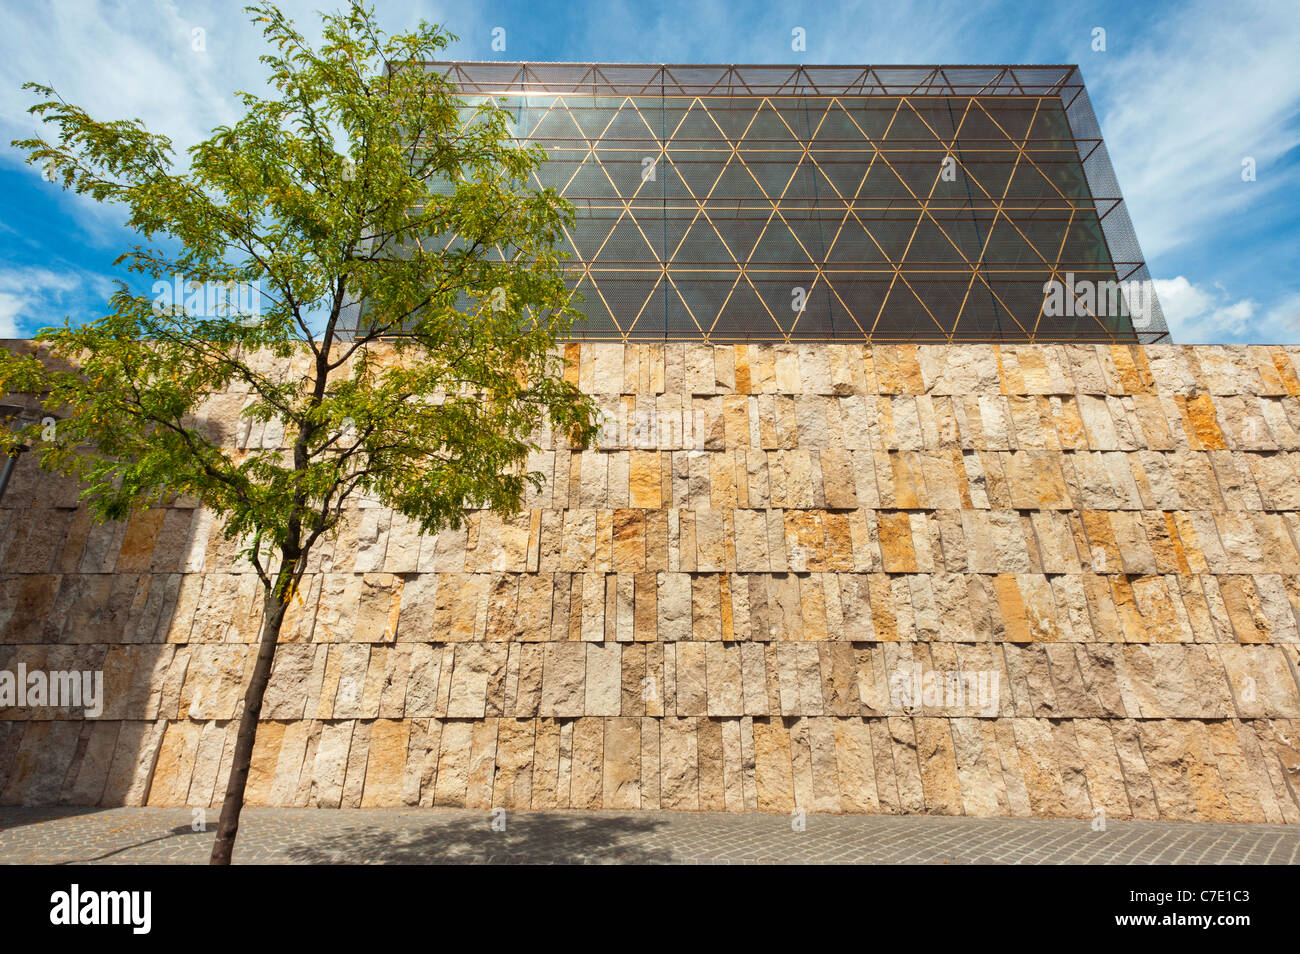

{"left": 0, "top": 265, "right": 113, "bottom": 337}
{"left": 1, "top": 1, "right": 475, "bottom": 231}
{"left": 0, "top": 0, "right": 482, "bottom": 326}
{"left": 1154, "top": 276, "right": 1299, "bottom": 343}
{"left": 1087, "top": 0, "right": 1300, "bottom": 262}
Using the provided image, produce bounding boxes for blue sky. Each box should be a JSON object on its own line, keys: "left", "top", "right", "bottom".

{"left": 0, "top": 0, "right": 1296, "bottom": 343}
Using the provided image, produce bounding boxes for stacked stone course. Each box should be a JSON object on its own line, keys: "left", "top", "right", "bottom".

{"left": 1, "top": 342, "right": 1299, "bottom": 821}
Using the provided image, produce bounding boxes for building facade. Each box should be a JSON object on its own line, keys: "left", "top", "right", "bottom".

{"left": 18, "top": 69, "right": 1300, "bottom": 826}
{"left": 1, "top": 342, "right": 1298, "bottom": 821}
{"left": 430, "top": 63, "right": 1168, "bottom": 343}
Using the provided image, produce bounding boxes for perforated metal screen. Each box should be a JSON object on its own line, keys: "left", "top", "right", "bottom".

{"left": 411, "top": 64, "right": 1169, "bottom": 343}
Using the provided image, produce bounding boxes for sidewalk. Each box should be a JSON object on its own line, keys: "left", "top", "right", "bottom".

{"left": 1, "top": 807, "right": 1296, "bottom": 864}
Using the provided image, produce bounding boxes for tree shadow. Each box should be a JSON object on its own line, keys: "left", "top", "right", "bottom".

{"left": 65, "top": 823, "right": 201, "bottom": 863}
{"left": 280, "top": 810, "right": 674, "bottom": 864}
{"left": 0, "top": 806, "right": 209, "bottom": 863}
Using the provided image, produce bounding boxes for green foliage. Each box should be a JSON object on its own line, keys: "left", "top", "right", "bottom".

{"left": 1, "top": 1, "right": 597, "bottom": 597}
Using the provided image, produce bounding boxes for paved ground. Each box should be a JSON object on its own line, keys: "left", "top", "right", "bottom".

{"left": 0, "top": 807, "right": 1295, "bottom": 864}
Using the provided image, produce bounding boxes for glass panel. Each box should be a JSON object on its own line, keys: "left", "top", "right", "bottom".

{"left": 381, "top": 67, "right": 1165, "bottom": 341}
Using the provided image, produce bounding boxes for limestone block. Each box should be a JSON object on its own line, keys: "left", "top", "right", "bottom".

{"left": 659, "top": 716, "right": 699, "bottom": 810}
{"left": 538, "top": 642, "right": 585, "bottom": 718}
{"left": 585, "top": 643, "right": 621, "bottom": 716}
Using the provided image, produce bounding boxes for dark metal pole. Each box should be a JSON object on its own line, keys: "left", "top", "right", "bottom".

{"left": 0, "top": 405, "right": 36, "bottom": 505}
{"left": 0, "top": 453, "right": 16, "bottom": 504}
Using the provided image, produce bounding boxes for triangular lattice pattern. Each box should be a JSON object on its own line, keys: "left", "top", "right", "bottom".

{"left": 434, "top": 64, "right": 1168, "bottom": 344}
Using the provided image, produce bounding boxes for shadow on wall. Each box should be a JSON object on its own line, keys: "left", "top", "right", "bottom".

{"left": 0, "top": 426, "right": 221, "bottom": 807}
{"left": 5, "top": 340, "right": 1300, "bottom": 822}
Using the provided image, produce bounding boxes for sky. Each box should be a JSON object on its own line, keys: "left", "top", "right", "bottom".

{"left": 0, "top": 0, "right": 1296, "bottom": 344}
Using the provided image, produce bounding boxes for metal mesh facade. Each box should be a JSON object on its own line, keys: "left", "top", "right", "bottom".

{"left": 413, "top": 63, "right": 1169, "bottom": 343}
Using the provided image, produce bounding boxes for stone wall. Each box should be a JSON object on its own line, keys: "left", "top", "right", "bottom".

{"left": 2, "top": 343, "right": 1299, "bottom": 821}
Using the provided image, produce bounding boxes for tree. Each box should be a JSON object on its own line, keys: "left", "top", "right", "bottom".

{"left": 0, "top": 2, "right": 597, "bottom": 864}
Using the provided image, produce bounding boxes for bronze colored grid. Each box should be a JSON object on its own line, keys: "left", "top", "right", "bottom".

{"left": 416, "top": 64, "right": 1168, "bottom": 343}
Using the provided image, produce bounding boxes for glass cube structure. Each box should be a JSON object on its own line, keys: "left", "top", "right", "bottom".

{"left": 385, "top": 63, "right": 1169, "bottom": 343}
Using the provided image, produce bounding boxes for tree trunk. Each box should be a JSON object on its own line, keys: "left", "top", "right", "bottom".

{"left": 208, "top": 580, "right": 291, "bottom": 865}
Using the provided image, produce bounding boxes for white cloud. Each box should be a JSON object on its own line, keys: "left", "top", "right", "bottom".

{"left": 0, "top": 267, "right": 82, "bottom": 297}
{"left": 1, "top": 0, "right": 478, "bottom": 242}
{"left": 0, "top": 265, "right": 110, "bottom": 337}
{"left": 1256, "top": 293, "right": 1300, "bottom": 341}
{"left": 1153, "top": 275, "right": 1300, "bottom": 343}
{"left": 1089, "top": 1, "right": 1300, "bottom": 261}
{"left": 0, "top": 2, "right": 486, "bottom": 339}
{"left": 1154, "top": 276, "right": 1216, "bottom": 327}
{"left": 0, "top": 293, "right": 25, "bottom": 338}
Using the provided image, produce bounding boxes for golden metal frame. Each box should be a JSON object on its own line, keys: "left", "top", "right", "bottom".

{"left": 427, "top": 63, "right": 1168, "bottom": 343}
